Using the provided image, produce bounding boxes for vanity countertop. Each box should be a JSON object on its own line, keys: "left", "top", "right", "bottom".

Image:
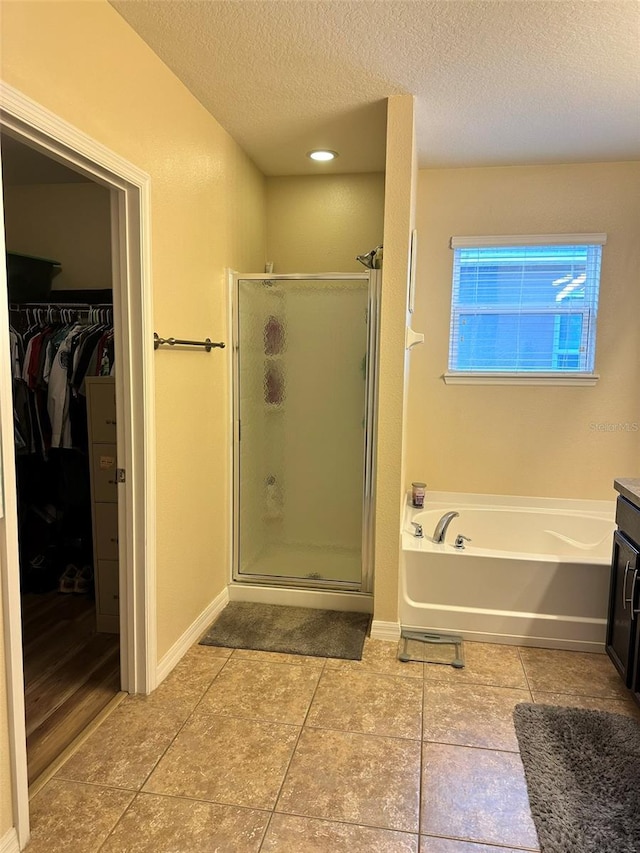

{"left": 614, "top": 478, "right": 640, "bottom": 509}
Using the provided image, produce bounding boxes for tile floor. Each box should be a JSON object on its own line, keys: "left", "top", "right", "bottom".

{"left": 26, "top": 638, "right": 639, "bottom": 852}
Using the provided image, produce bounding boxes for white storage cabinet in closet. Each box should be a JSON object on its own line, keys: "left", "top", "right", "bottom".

{"left": 85, "top": 376, "right": 119, "bottom": 633}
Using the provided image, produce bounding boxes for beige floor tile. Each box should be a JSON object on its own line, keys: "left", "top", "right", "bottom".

{"left": 326, "top": 637, "right": 424, "bottom": 678}
{"left": 263, "top": 814, "right": 419, "bottom": 852}
{"left": 195, "top": 658, "right": 320, "bottom": 724}
{"left": 182, "top": 641, "right": 233, "bottom": 664}
{"left": 276, "top": 728, "right": 420, "bottom": 832}
{"left": 125, "top": 650, "right": 227, "bottom": 718}
{"left": 423, "top": 642, "right": 528, "bottom": 689}
{"left": 423, "top": 682, "right": 531, "bottom": 751}
{"left": 26, "top": 779, "right": 134, "bottom": 853}
{"left": 306, "top": 668, "right": 423, "bottom": 739}
{"left": 532, "top": 690, "right": 640, "bottom": 718}
{"left": 192, "top": 641, "right": 235, "bottom": 658}
{"left": 143, "top": 714, "right": 299, "bottom": 809}
{"left": 100, "top": 792, "right": 269, "bottom": 852}
{"left": 32, "top": 638, "right": 618, "bottom": 852}
{"left": 231, "top": 648, "right": 326, "bottom": 667}
{"left": 55, "top": 700, "right": 186, "bottom": 790}
{"left": 420, "top": 837, "right": 532, "bottom": 852}
{"left": 421, "top": 743, "right": 539, "bottom": 849}
{"left": 518, "top": 647, "right": 628, "bottom": 698}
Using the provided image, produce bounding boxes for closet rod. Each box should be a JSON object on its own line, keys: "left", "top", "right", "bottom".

{"left": 154, "top": 332, "right": 225, "bottom": 352}
{"left": 10, "top": 302, "right": 113, "bottom": 323}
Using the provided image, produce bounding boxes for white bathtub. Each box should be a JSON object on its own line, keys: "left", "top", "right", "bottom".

{"left": 401, "top": 492, "right": 616, "bottom": 652}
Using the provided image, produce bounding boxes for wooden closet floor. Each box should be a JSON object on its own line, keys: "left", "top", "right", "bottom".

{"left": 21, "top": 591, "right": 120, "bottom": 786}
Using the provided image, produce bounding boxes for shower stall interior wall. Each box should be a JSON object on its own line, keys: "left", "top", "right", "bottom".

{"left": 232, "top": 273, "right": 379, "bottom": 593}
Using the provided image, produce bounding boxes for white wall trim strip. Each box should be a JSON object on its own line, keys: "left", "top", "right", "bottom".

{"left": 156, "top": 587, "right": 230, "bottom": 685}
{"left": 0, "top": 828, "right": 19, "bottom": 853}
{"left": 370, "top": 620, "right": 401, "bottom": 641}
{"left": 0, "top": 82, "right": 149, "bottom": 187}
{"left": 450, "top": 233, "right": 607, "bottom": 248}
{"left": 443, "top": 372, "right": 599, "bottom": 386}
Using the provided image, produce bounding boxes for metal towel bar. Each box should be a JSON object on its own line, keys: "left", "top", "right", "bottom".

{"left": 154, "top": 332, "right": 225, "bottom": 352}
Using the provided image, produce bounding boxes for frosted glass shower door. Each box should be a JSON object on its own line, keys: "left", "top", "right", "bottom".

{"left": 235, "top": 276, "right": 371, "bottom": 587}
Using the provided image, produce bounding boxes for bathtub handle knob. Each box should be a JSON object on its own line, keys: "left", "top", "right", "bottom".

{"left": 411, "top": 522, "right": 424, "bottom": 539}
{"left": 454, "top": 534, "right": 471, "bottom": 550}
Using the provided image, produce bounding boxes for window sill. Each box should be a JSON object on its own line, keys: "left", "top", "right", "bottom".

{"left": 443, "top": 372, "right": 600, "bottom": 386}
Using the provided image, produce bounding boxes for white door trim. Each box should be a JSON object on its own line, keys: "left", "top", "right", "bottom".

{"left": 0, "top": 81, "right": 157, "bottom": 849}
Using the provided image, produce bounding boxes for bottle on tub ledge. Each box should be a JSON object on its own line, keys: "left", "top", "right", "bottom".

{"left": 411, "top": 482, "right": 426, "bottom": 508}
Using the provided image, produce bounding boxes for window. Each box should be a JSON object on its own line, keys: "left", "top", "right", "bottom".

{"left": 445, "top": 234, "right": 606, "bottom": 385}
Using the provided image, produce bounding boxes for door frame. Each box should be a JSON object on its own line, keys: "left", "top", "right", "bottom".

{"left": 229, "top": 271, "right": 379, "bottom": 595}
{"left": 0, "top": 82, "right": 157, "bottom": 848}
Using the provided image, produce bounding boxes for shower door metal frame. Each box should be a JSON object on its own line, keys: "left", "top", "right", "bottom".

{"left": 230, "top": 271, "right": 380, "bottom": 594}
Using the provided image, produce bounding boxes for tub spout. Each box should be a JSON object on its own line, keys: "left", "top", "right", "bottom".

{"left": 433, "top": 511, "right": 459, "bottom": 543}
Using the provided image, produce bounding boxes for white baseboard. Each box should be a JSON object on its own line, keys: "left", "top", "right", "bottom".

{"left": 370, "top": 620, "right": 401, "bottom": 641}
{"left": 0, "top": 828, "right": 20, "bottom": 853}
{"left": 228, "top": 582, "right": 373, "bottom": 614}
{"left": 156, "top": 586, "right": 230, "bottom": 685}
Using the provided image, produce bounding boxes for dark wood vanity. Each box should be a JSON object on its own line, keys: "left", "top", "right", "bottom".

{"left": 606, "top": 479, "right": 640, "bottom": 705}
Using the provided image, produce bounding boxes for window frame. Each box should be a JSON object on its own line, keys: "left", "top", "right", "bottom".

{"left": 444, "top": 233, "right": 606, "bottom": 386}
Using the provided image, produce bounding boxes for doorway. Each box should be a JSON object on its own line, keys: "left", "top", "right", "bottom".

{"left": 0, "top": 82, "right": 155, "bottom": 848}
{"left": 2, "top": 134, "right": 122, "bottom": 787}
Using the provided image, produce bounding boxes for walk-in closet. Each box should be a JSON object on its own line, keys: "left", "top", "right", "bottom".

{"left": 1, "top": 134, "right": 122, "bottom": 786}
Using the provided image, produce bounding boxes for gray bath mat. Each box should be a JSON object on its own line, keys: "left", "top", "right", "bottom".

{"left": 199, "top": 602, "right": 371, "bottom": 660}
{"left": 513, "top": 702, "right": 640, "bottom": 853}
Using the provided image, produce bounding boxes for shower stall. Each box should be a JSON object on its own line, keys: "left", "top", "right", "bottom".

{"left": 231, "top": 271, "right": 380, "bottom": 594}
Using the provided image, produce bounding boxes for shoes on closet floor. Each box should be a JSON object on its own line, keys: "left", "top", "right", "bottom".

{"left": 58, "top": 564, "right": 79, "bottom": 594}
{"left": 74, "top": 565, "right": 93, "bottom": 595}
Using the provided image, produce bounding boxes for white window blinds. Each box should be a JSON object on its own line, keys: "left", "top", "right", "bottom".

{"left": 447, "top": 234, "right": 606, "bottom": 377}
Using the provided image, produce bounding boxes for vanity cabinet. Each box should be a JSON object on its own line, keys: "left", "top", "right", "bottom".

{"left": 606, "top": 495, "right": 640, "bottom": 699}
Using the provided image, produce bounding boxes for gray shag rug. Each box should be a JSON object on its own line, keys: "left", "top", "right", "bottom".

{"left": 513, "top": 702, "right": 640, "bottom": 853}
{"left": 199, "top": 602, "right": 371, "bottom": 660}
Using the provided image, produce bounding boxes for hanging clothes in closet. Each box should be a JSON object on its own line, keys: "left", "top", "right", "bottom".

{"left": 9, "top": 304, "right": 114, "bottom": 593}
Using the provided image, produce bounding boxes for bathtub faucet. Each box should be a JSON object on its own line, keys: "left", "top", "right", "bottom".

{"left": 433, "top": 511, "right": 459, "bottom": 543}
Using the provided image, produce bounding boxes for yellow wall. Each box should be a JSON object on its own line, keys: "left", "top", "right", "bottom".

{"left": 0, "top": 0, "right": 266, "bottom": 686}
{"left": 266, "top": 173, "right": 385, "bottom": 273}
{"left": 407, "top": 162, "right": 640, "bottom": 499}
{"left": 4, "top": 182, "right": 112, "bottom": 290}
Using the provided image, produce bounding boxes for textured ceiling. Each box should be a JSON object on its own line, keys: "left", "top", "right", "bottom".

{"left": 110, "top": 0, "right": 640, "bottom": 176}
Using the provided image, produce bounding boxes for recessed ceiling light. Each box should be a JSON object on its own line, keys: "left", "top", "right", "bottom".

{"left": 307, "top": 149, "right": 338, "bottom": 162}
